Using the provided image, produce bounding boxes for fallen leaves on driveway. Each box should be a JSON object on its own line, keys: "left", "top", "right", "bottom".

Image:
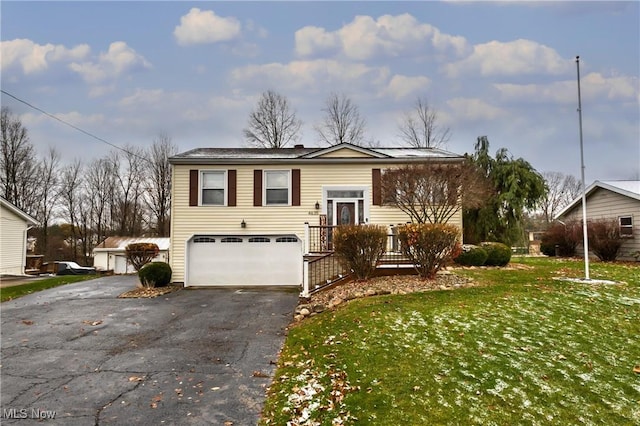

{"left": 118, "top": 285, "right": 181, "bottom": 298}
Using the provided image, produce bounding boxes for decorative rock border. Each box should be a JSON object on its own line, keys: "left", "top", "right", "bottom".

{"left": 294, "top": 272, "right": 476, "bottom": 321}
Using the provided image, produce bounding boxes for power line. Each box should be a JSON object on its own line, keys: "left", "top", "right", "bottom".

{"left": 1, "top": 89, "right": 151, "bottom": 164}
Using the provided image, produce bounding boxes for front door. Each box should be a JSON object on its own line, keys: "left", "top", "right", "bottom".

{"left": 336, "top": 202, "right": 356, "bottom": 225}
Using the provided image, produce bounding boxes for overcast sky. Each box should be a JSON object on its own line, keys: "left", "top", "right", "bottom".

{"left": 1, "top": 1, "right": 638, "bottom": 183}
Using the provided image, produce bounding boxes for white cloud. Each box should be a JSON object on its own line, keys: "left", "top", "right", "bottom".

{"left": 295, "top": 13, "right": 468, "bottom": 60}
{"left": 1, "top": 39, "right": 90, "bottom": 74}
{"left": 380, "top": 75, "right": 431, "bottom": 100}
{"left": 494, "top": 72, "right": 639, "bottom": 103}
{"left": 295, "top": 26, "right": 339, "bottom": 57}
{"left": 69, "top": 41, "right": 151, "bottom": 84}
{"left": 174, "top": 8, "right": 241, "bottom": 46}
{"left": 447, "top": 97, "right": 507, "bottom": 121}
{"left": 231, "top": 59, "right": 390, "bottom": 92}
{"left": 445, "top": 39, "right": 572, "bottom": 77}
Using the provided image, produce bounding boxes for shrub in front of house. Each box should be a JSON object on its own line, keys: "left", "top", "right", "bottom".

{"left": 126, "top": 243, "right": 160, "bottom": 271}
{"left": 454, "top": 245, "right": 488, "bottom": 266}
{"left": 397, "top": 223, "right": 460, "bottom": 279}
{"left": 540, "top": 221, "right": 582, "bottom": 257}
{"left": 333, "top": 224, "right": 388, "bottom": 281}
{"left": 587, "top": 219, "right": 623, "bottom": 262}
{"left": 481, "top": 242, "right": 512, "bottom": 266}
{"left": 138, "top": 262, "right": 172, "bottom": 288}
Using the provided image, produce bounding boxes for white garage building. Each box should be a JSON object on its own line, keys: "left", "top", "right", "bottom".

{"left": 93, "top": 237, "right": 170, "bottom": 274}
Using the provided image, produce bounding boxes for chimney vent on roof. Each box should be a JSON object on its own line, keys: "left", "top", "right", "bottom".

{"left": 294, "top": 144, "right": 304, "bottom": 149}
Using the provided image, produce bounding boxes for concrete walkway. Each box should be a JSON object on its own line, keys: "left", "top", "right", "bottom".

{"left": 1, "top": 275, "right": 299, "bottom": 425}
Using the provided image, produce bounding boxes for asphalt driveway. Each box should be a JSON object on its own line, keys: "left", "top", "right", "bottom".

{"left": 1, "top": 275, "right": 299, "bottom": 425}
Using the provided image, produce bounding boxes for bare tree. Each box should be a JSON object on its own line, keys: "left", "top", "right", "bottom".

{"left": 111, "top": 146, "right": 146, "bottom": 236}
{"left": 0, "top": 107, "right": 40, "bottom": 215}
{"left": 145, "top": 133, "right": 177, "bottom": 237}
{"left": 35, "top": 148, "right": 61, "bottom": 253}
{"left": 86, "top": 157, "right": 117, "bottom": 246}
{"left": 59, "top": 160, "right": 84, "bottom": 261}
{"left": 315, "top": 92, "right": 366, "bottom": 146}
{"left": 381, "top": 160, "right": 491, "bottom": 224}
{"left": 540, "top": 171, "right": 582, "bottom": 223}
{"left": 398, "top": 97, "right": 451, "bottom": 148}
{"left": 243, "top": 90, "right": 302, "bottom": 148}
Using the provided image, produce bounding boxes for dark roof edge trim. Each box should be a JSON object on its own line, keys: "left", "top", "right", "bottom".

{"left": 169, "top": 156, "right": 464, "bottom": 165}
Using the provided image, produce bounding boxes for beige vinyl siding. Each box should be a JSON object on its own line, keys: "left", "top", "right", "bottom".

{"left": 561, "top": 188, "right": 640, "bottom": 260}
{"left": 0, "top": 206, "right": 28, "bottom": 275}
{"left": 319, "top": 148, "right": 374, "bottom": 158}
{"left": 170, "top": 162, "right": 463, "bottom": 282}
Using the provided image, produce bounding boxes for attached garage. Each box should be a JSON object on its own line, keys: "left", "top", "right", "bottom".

{"left": 186, "top": 235, "right": 302, "bottom": 286}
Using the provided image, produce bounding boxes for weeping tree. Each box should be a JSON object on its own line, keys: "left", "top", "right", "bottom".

{"left": 464, "top": 136, "right": 547, "bottom": 246}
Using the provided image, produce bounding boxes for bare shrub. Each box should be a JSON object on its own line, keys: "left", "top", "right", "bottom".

{"left": 333, "top": 225, "right": 387, "bottom": 281}
{"left": 397, "top": 223, "right": 460, "bottom": 279}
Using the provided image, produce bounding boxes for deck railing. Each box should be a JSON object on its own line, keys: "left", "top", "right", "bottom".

{"left": 301, "top": 223, "right": 412, "bottom": 297}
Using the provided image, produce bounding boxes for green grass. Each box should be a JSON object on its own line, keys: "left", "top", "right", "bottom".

{"left": 261, "top": 257, "right": 640, "bottom": 425}
{"left": 0, "top": 275, "right": 97, "bottom": 302}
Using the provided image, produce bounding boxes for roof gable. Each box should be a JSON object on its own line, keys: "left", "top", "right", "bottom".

{"left": 94, "top": 237, "right": 171, "bottom": 251}
{"left": 301, "top": 143, "right": 387, "bottom": 159}
{"left": 556, "top": 180, "right": 640, "bottom": 218}
{"left": 0, "top": 197, "right": 38, "bottom": 226}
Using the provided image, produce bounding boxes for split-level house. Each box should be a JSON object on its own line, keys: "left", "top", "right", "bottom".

{"left": 168, "top": 143, "right": 465, "bottom": 287}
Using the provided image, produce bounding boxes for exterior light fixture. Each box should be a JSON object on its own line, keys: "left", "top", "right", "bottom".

{"left": 241, "top": 219, "right": 246, "bottom": 228}
{"left": 315, "top": 201, "right": 320, "bottom": 210}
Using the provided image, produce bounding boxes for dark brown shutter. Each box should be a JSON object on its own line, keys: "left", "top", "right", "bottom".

{"left": 292, "top": 169, "right": 301, "bottom": 206}
{"left": 227, "top": 170, "right": 237, "bottom": 207}
{"left": 189, "top": 169, "right": 198, "bottom": 206}
{"left": 253, "top": 169, "right": 262, "bottom": 206}
{"left": 372, "top": 168, "right": 381, "bottom": 206}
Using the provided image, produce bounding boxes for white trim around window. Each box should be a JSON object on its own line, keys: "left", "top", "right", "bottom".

{"left": 200, "top": 170, "right": 227, "bottom": 206}
{"left": 619, "top": 215, "right": 633, "bottom": 238}
{"left": 264, "top": 170, "right": 291, "bottom": 206}
{"left": 322, "top": 185, "right": 370, "bottom": 225}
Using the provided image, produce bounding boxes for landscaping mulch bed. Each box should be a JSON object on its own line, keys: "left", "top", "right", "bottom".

{"left": 118, "top": 285, "right": 181, "bottom": 299}
{"left": 294, "top": 270, "right": 482, "bottom": 321}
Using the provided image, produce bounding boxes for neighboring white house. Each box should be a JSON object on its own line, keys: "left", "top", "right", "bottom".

{"left": 93, "top": 237, "right": 170, "bottom": 274}
{"left": 0, "top": 197, "right": 39, "bottom": 276}
{"left": 556, "top": 180, "right": 640, "bottom": 261}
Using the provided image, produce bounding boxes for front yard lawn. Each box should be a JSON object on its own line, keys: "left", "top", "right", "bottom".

{"left": 0, "top": 275, "right": 97, "bottom": 302}
{"left": 261, "top": 257, "right": 640, "bottom": 425}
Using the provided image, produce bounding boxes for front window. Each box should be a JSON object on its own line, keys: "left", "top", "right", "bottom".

{"left": 201, "top": 171, "right": 225, "bottom": 205}
{"left": 620, "top": 216, "right": 633, "bottom": 237}
{"left": 265, "top": 170, "right": 290, "bottom": 205}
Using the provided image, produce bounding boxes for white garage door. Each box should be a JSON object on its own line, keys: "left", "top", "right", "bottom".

{"left": 186, "top": 235, "right": 302, "bottom": 286}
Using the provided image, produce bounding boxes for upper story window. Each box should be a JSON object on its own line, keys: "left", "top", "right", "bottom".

{"left": 620, "top": 216, "right": 633, "bottom": 237}
{"left": 265, "top": 170, "right": 290, "bottom": 205}
{"left": 201, "top": 171, "right": 225, "bottom": 205}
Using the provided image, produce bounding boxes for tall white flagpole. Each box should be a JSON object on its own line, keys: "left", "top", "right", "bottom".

{"left": 576, "top": 56, "right": 590, "bottom": 280}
